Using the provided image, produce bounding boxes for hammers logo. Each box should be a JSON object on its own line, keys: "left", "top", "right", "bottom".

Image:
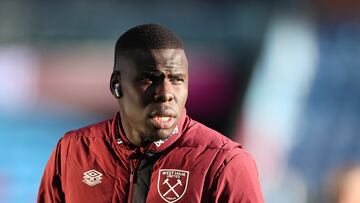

{"left": 157, "top": 169, "right": 189, "bottom": 203}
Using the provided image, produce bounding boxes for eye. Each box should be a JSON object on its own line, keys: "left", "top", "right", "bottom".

{"left": 138, "top": 76, "right": 151, "bottom": 82}
{"left": 136, "top": 74, "right": 153, "bottom": 85}
{"left": 169, "top": 76, "right": 184, "bottom": 83}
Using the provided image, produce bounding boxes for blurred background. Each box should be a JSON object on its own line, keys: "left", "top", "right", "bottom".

{"left": 1, "top": 0, "right": 360, "bottom": 202}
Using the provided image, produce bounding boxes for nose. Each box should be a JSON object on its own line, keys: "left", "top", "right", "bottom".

{"left": 154, "top": 80, "right": 174, "bottom": 103}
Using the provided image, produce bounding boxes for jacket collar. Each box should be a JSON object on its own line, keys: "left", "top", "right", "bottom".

{"left": 111, "top": 109, "right": 188, "bottom": 154}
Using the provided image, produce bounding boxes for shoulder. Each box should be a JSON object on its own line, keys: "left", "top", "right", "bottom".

{"left": 179, "top": 117, "right": 257, "bottom": 171}
{"left": 53, "top": 118, "right": 115, "bottom": 161}
{"left": 61, "top": 118, "right": 113, "bottom": 142}
{"left": 178, "top": 117, "right": 240, "bottom": 150}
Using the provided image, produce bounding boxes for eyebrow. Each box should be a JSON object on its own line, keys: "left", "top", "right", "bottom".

{"left": 138, "top": 71, "right": 161, "bottom": 77}
{"left": 141, "top": 63, "right": 184, "bottom": 73}
{"left": 138, "top": 71, "right": 185, "bottom": 78}
{"left": 168, "top": 73, "right": 185, "bottom": 77}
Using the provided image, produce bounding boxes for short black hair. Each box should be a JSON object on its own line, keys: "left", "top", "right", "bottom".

{"left": 114, "top": 24, "right": 184, "bottom": 70}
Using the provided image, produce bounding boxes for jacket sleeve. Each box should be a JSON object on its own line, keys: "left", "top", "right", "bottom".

{"left": 37, "top": 139, "right": 66, "bottom": 203}
{"left": 212, "top": 148, "right": 264, "bottom": 203}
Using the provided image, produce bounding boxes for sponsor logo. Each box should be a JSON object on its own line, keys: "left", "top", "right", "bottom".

{"left": 154, "top": 139, "right": 165, "bottom": 147}
{"left": 82, "top": 169, "right": 103, "bottom": 186}
{"left": 154, "top": 126, "right": 179, "bottom": 147}
{"left": 158, "top": 169, "right": 189, "bottom": 203}
{"left": 172, "top": 126, "right": 179, "bottom": 134}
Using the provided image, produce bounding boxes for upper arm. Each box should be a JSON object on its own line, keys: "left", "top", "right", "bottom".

{"left": 37, "top": 139, "right": 66, "bottom": 203}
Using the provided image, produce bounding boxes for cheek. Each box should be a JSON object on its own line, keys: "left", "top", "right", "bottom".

{"left": 121, "top": 98, "right": 147, "bottom": 125}
{"left": 177, "top": 87, "right": 188, "bottom": 106}
{"left": 121, "top": 88, "right": 144, "bottom": 113}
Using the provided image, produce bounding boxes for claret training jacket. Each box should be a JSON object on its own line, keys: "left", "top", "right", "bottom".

{"left": 38, "top": 111, "right": 264, "bottom": 203}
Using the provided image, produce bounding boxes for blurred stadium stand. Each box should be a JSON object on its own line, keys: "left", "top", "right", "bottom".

{"left": 288, "top": 19, "right": 360, "bottom": 203}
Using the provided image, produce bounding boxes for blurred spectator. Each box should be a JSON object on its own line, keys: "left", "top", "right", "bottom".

{"left": 323, "top": 164, "right": 360, "bottom": 203}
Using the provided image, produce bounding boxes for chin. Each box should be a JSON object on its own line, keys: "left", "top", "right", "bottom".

{"left": 155, "top": 129, "right": 173, "bottom": 139}
{"left": 144, "top": 120, "right": 178, "bottom": 142}
{"left": 142, "top": 131, "right": 170, "bottom": 143}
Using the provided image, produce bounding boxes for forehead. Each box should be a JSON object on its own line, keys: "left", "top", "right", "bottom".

{"left": 127, "top": 49, "right": 188, "bottom": 72}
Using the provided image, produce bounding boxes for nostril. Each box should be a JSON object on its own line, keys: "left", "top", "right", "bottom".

{"left": 154, "top": 93, "right": 174, "bottom": 103}
{"left": 154, "top": 95, "right": 164, "bottom": 102}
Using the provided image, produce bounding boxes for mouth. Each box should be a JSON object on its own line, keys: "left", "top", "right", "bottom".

{"left": 150, "top": 116, "right": 175, "bottom": 129}
{"left": 149, "top": 108, "right": 176, "bottom": 129}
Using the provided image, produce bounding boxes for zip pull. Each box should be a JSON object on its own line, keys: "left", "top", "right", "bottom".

{"left": 129, "top": 158, "right": 139, "bottom": 183}
{"left": 130, "top": 168, "right": 135, "bottom": 183}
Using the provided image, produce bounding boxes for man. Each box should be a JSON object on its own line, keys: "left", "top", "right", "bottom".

{"left": 37, "top": 24, "right": 264, "bottom": 203}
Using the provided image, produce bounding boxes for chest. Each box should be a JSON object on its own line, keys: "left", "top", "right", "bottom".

{"left": 61, "top": 146, "right": 219, "bottom": 203}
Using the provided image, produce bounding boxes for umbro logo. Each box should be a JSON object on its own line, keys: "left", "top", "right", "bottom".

{"left": 82, "top": 169, "right": 103, "bottom": 186}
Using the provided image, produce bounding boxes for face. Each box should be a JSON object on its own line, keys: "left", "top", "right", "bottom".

{"left": 112, "top": 49, "right": 188, "bottom": 145}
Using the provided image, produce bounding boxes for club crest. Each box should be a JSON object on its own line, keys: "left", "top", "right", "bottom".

{"left": 157, "top": 169, "right": 189, "bottom": 203}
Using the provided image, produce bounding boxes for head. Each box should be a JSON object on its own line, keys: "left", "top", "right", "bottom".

{"left": 110, "top": 24, "right": 188, "bottom": 146}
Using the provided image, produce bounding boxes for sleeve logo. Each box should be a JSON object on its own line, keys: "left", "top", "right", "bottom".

{"left": 82, "top": 169, "right": 103, "bottom": 186}
{"left": 157, "top": 169, "right": 189, "bottom": 203}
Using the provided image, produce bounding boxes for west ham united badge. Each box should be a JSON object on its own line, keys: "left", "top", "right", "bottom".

{"left": 157, "top": 169, "right": 189, "bottom": 203}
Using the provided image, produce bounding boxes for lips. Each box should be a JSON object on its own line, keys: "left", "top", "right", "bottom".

{"left": 150, "top": 116, "right": 175, "bottom": 129}
{"left": 149, "top": 108, "right": 176, "bottom": 129}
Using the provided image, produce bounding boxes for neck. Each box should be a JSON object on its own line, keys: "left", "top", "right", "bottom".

{"left": 119, "top": 117, "right": 144, "bottom": 147}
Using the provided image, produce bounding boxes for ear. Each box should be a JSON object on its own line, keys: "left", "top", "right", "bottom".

{"left": 110, "top": 71, "right": 122, "bottom": 98}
